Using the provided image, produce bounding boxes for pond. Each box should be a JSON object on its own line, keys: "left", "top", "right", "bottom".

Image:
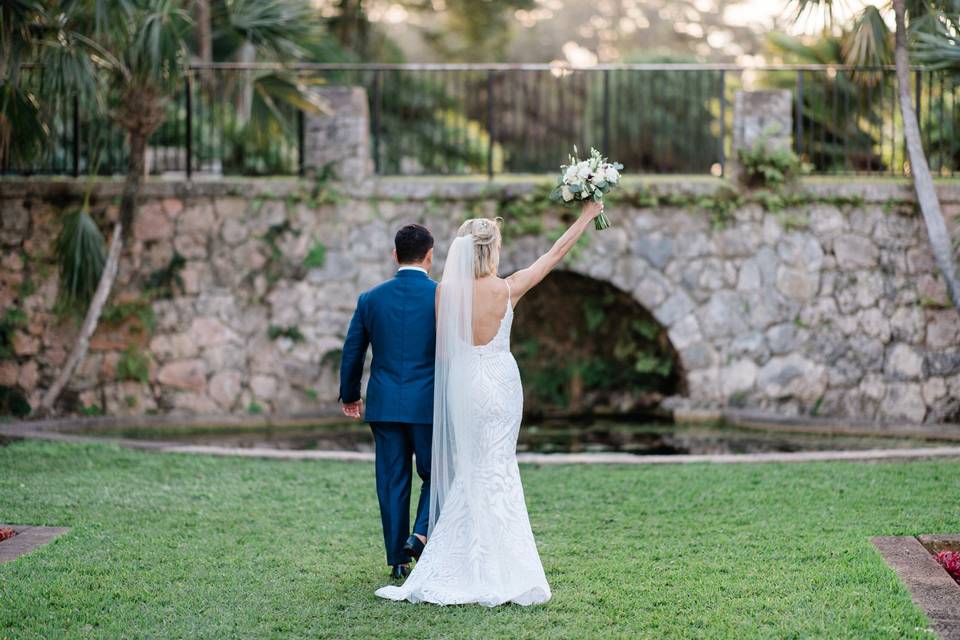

{"left": 85, "top": 419, "right": 958, "bottom": 456}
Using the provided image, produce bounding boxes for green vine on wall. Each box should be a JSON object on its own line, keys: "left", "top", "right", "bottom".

{"left": 0, "top": 308, "right": 28, "bottom": 362}
{"left": 144, "top": 252, "right": 186, "bottom": 299}
{"left": 101, "top": 297, "right": 157, "bottom": 337}
{"left": 268, "top": 325, "right": 305, "bottom": 343}
{"left": 116, "top": 346, "right": 151, "bottom": 384}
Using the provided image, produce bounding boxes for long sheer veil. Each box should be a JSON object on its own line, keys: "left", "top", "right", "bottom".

{"left": 429, "top": 234, "right": 477, "bottom": 535}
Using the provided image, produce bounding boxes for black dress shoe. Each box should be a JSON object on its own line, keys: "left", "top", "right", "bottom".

{"left": 390, "top": 564, "right": 410, "bottom": 580}
{"left": 403, "top": 535, "right": 425, "bottom": 561}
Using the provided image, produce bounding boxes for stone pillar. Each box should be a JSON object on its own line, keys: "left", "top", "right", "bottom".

{"left": 303, "top": 86, "right": 373, "bottom": 181}
{"left": 730, "top": 90, "right": 793, "bottom": 180}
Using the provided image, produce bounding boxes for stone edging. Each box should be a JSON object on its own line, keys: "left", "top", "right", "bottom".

{"left": 872, "top": 536, "right": 960, "bottom": 640}
{"left": 0, "top": 524, "right": 70, "bottom": 564}
{"left": 684, "top": 409, "right": 960, "bottom": 441}
{"left": 2, "top": 175, "right": 960, "bottom": 203}
{"left": 9, "top": 408, "right": 960, "bottom": 443}
{"left": 159, "top": 444, "right": 960, "bottom": 465}
{"left": 4, "top": 419, "right": 960, "bottom": 465}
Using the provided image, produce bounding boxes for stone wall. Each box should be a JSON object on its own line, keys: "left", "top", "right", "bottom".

{"left": 1, "top": 177, "right": 959, "bottom": 423}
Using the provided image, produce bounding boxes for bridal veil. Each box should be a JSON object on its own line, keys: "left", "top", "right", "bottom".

{"left": 429, "top": 234, "right": 478, "bottom": 535}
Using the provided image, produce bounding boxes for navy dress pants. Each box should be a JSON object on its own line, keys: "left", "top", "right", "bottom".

{"left": 369, "top": 422, "right": 432, "bottom": 566}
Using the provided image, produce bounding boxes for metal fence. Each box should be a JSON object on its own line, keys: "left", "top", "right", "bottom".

{"left": 4, "top": 63, "right": 958, "bottom": 178}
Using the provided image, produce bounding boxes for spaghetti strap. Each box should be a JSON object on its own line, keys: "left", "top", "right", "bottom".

{"left": 504, "top": 279, "right": 512, "bottom": 309}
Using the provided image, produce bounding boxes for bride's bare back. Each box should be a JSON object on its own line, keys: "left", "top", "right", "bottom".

{"left": 472, "top": 276, "right": 512, "bottom": 346}
{"left": 437, "top": 200, "right": 604, "bottom": 347}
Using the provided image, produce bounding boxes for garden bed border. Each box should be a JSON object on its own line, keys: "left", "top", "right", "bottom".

{"left": 872, "top": 536, "right": 960, "bottom": 640}
{"left": 0, "top": 524, "right": 70, "bottom": 564}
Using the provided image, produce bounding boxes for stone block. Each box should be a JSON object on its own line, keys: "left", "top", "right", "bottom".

{"left": 833, "top": 234, "right": 878, "bottom": 269}
{"left": 303, "top": 86, "right": 373, "bottom": 180}
{"left": 157, "top": 359, "right": 207, "bottom": 392}
{"left": 879, "top": 383, "right": 927, "bottom": 423}
{"left": 133, "top": 202, "right": 173, "bottom": 242}
{"left": 209, "top": 370, "right": 243, "bottom": 410}
{"left": 732, "top": 90, "right": 793, "bottom": 153}
{"left": 884, "top": 343, "right": 924, "bottom": 380}
{"left": 757, "top": 354, "right": 826, "bottom": 401}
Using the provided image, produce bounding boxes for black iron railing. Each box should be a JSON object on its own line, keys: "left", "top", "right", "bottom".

{"left": 4, "top": 63, "right": 958, "bottom": 178}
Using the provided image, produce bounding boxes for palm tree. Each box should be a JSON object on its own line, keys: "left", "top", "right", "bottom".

{"left": 765, "top": 29, "right": 887, "bottom": 171}
{"left": 790, "top": 0, "right": 960, "bottom": 312}
{"left": 1, "top": 0, "right": 327, "bottom": 414}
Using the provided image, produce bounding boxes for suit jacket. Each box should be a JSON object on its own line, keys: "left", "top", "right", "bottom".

{"left": 339, "top": 269, "right": 438, "bottom": 424}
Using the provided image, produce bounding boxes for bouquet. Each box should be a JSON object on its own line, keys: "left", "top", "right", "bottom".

{"left": 551, "top": 146, "right": 623, "bottom": 230}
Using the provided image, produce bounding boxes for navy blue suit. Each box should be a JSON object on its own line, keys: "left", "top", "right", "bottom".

{"left": 339, "top": 268, "right": 437, "bottom": 565}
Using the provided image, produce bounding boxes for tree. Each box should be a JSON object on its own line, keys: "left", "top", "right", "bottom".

{"left": 790, "top": 0, "right": 960, "bottom": 312}
{"left": 765, "top": 30, "right": 886, "bottom": 172}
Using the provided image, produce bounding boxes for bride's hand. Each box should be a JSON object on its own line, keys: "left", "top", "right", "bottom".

{"left": 581, "top": 200, "right": 604, "bottom": 220}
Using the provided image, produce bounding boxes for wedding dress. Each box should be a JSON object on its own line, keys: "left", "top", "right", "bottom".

{"left": 375, "top": 236, "right": 551, "bottom": 607}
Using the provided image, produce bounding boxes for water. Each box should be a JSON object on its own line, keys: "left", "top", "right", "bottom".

{"left": 87, "top": 420, "right": 957, "bottom": 456}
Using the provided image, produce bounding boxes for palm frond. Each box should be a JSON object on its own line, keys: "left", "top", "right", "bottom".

{"left": 126, "top": 0, "right": 193, "bottom": 91}
{"left": 768, "top": 30, "right": 842, "bottom": 64}
{"left": 55, "top": 209, "right": 107, "bottom": 315}
{"left": 221, "top": 0, "right": 317, "bottom": 59}
{"left": 0, "top": 81, "right": 48, "bottom": 167}
{"left": 911, "top": 5, "right": 960, "bottom": 67}
{"left": 842, "top": 5, "right": 894, "bottom": 68}
{"left": 253, "top": 73, "right": 330, "bottom": 115}
{"left": 787, "top": 0, "right": 849, "bottom": 30}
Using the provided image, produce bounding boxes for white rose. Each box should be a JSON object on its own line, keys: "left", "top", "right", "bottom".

{"left": 561, "top": 186, "right": 574, "bottom": 202}
{"left": 577, "top": 162, "right": 591, "bottom": 179}
{"left": 564, "top": 165, "right": 579, "bottom": 181}
{"left": 591, "top": 172, "right": 605, "bottom": 185}
{"left": 604, "top": 166, "right": 619, "bottom": 183}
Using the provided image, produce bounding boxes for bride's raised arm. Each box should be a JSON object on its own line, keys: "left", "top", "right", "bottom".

{"left": 506, "top": 201, "right": 603, "bottom": 302}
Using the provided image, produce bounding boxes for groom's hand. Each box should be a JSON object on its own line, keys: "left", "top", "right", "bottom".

{"left": 341, "top": 399, "right": 364, "bottom": 419}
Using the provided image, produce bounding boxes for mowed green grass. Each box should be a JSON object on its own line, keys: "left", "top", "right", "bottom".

{"left": 1, "top": 441, "right": 957, "bottom": 639}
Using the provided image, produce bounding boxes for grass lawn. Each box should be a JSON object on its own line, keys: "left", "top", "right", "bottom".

{"left": 1, "top": 440, "right": 957, "bottom": 639}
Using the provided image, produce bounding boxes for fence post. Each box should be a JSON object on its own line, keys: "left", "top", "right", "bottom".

{"left": 602, "top": 70, "right": 611, "bottom": 154}
{"left": 185, "top": 73, "right": 192, "bottom": 180}
{"left": 718, "top": 71, "right": 726, "bottom": 175}
{"left": 487, "top": 70, "right": 495, "bottom": 180}
{"left": 914, "top": 70, "right": 922, "bottom": 138}
{"left": 795, "top": 70, "right": 803, "bottom": 159}
{"left": 72, "top": 94, "right": 80, "bottom": 178}
{"left": 297, "top": 109, "right": 305, "bottom": 177}
{"left": 372, "top": 69, "right": 382, "bottom": 175}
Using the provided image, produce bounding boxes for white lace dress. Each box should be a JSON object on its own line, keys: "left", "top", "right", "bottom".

{"left": 375, "top": 291, "right": 552, "bottom": 607}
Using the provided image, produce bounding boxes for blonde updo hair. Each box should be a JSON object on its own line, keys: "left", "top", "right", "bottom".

{"left": 457, "top": 217, "right": 502, "bottom": 277}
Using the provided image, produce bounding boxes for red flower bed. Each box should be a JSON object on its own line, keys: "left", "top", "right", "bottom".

{"left": 0, "top": 527, "right": 15, "bottom": 542}
{"left": 936, "top": 551, "right": 960, "bottom": 585}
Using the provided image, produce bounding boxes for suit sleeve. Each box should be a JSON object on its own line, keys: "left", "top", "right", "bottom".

{"left": 338, "top": 293, "right": 370, "bottom": 403}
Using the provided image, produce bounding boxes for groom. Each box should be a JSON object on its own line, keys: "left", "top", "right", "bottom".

{"left": 339, "top": 223, "right": 437, "bottom": 580}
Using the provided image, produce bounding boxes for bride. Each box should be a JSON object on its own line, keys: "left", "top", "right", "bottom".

{"left": 375, "top": 200, "right": 604, "bottom": 607}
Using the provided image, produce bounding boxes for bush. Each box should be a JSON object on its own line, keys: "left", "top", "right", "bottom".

{"left": 737, "top": 133, "right": 809, "bottom": 189}
{"left": 0, "top": 308, "right": 28, "bottom": 361}
{"left": 116, "top": 347, "right": 150, "bottom": 384}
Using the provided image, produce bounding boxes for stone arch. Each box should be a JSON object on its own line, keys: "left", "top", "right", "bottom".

{"left": 509, "top": 269, "right": 686, "bottom": 416}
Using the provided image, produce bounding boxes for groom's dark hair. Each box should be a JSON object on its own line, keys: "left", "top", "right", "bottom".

{"left": 395, "top": 224, "right": 434, "bottom": 264}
